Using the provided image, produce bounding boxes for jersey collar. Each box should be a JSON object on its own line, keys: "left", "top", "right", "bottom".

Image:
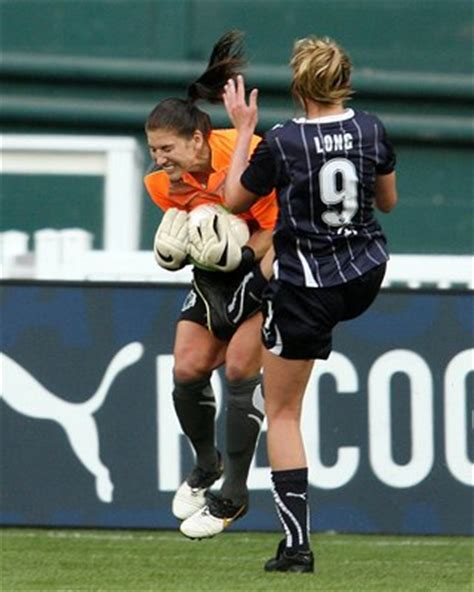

{"left": 293, "top": 108, "right": 355, "bottom": 125}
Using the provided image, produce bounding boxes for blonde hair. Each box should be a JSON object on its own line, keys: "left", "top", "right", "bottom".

{"left": 290, "top": 36, "right": 353, "bottom": 105}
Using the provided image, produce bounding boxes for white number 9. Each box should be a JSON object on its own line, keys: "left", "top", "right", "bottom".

{"left": 319, "top": 158, "right": 359, "bottom": 227}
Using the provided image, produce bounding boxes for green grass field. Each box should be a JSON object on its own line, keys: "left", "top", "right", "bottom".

{"left": 1, "top": 528, "right": 472, "bottom": 592}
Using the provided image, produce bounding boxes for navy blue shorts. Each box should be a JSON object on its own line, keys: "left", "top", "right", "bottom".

{"left": 261, "top": 264, "right": 386, "bottom": 360}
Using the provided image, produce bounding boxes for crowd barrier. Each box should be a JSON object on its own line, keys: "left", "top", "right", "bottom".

{"left": 1, "top": 279, "right": 472, "bottom": 535}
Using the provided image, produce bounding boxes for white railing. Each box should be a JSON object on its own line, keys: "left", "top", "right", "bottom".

{"left": 0, "top": 229, "right": 192, "bottom": 283}
{"left": 1, "top": 229, "right": 472, "bottom": 289}
{"left": 382, "top": 254, "right": 473, "bottom": 289}
{"left": 0, "top": 134, "right": 144, "bottom": 251}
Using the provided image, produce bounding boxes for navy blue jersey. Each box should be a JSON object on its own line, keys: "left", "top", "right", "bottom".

{"left": 241, "top": 109, "right": 396, "bottom": 287}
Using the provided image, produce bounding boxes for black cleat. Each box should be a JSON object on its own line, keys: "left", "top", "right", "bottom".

{"left": 192, "top": 269, "right": 237, "bottom": 341}
{"left": 264, "top": 538, "right": 315, "bottom": 573}
{"left": 206, "top": 491, "right": 248, "bottom": 521}
{"left": 187, "top": 459, "right": 224, "bottom": 490}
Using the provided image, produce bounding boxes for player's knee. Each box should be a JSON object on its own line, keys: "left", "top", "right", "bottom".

{"left": 224, "top": 363, "right": 247, "bottom": 383}
{"left": 174, "top": 359, "right": 212, "bottom": 383}
{"left": 224, "top": 355, "right": 261, "bottom": 382}
{"left": 173, "top": 372, "right": 213, "bottom": 399}
{"left": 266, "top": 401, "right": 300, "bottom": 424}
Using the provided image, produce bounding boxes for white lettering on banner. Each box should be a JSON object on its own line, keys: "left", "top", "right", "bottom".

{"left": 155, "top": 349, "right": 473, "bottom": 492}
{"left": 303, "top": 352, "right": 360, "bottom": 489}
{"left": 444, "top": 349, "right": 474, "bottom": 486}
{"left": 246, "top": 431, "right": 272, "bottom": 489}
{"left": 157, "top": 355, "right": 179, "bottom": 492}
{"left": 368, "top": 350, "right": 434, "bottom": 488}
{"left": 156, "top": 355, "right": 223, "bottom": 491}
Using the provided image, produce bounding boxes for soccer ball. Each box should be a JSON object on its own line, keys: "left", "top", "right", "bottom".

{"left": 188, "top": 203, "right": 250, "bottom": 271}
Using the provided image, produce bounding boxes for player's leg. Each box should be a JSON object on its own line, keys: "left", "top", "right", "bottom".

{"left": 263, "top": 350, "right": 315, "bottom": 572}
{"left": 222, "top": 313, "right": 264, "bottom": 504}
{"left": 180, "top": 313, "right": 264, "bottom": 538}
{"left": 264, "top": 351, "right": 312, "bottom": 469}
{"left": 173, "top": 320, "right": 225, "bottom": 462}
{"left": 171, "top": 292, "right": 227, "bottom": 520}
{"left": 259, "top": 279, "right": 336, "bottom": 573}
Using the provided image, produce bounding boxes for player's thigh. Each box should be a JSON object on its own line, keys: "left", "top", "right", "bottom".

{"left": 263, "top": 349, "right": 314, "bottom": 419}
{"left": 173, "top": 320, "right": 226, "bottom": 381}
{"left": 225, "top": 313, "right": 263, "bottom": 380}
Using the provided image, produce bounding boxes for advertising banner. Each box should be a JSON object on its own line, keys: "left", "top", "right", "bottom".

{"left": 1, "top": 281, "right": 472, "bottom": 534}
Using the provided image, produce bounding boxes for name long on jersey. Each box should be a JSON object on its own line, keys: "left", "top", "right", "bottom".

{"left": 265, "top": 109, "right": 396, "bottom": 288}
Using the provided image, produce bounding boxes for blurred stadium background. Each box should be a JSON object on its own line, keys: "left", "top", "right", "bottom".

{"left": 1, "top": 0, "right": 473, "bottom": 257}
{"left": 1, "top": 1, "right": 473, "bottom": 590}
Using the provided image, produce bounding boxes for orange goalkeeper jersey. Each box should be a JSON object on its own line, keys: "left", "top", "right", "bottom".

{"left": 144, "top": 128, "right": 277, "bottom": 231}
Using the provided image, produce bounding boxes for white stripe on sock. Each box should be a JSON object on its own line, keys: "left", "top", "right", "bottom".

{"left": 272, "top": 484, "right": 304, "bottom": 546}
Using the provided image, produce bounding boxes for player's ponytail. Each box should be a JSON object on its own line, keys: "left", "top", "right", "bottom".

{"left": 186, "top": 30, "right": 245, "bottom": 104}
{"left": 145, "top": 30, "right": 245, "bottom": 138}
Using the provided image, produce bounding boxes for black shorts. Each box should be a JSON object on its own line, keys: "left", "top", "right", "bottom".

{"left": 261, "top": 264, "right": 386, "bottom": 360}
{"left": 179, "top": 268, "right": 243, "bottom": 328}
{"left": 179, "top": 285, "right": 207, "bottom": 327}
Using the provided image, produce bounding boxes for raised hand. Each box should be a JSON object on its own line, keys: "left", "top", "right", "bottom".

{"left": 223, "top": 74, "right": 259, "bottom": 134}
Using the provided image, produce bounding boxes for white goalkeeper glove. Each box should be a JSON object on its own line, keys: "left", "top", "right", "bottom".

{"left": 153, "top": 208, "right": 189, "bottom": 270}
{"left": 188, "top": 212, "right": 243, "bottom": 272}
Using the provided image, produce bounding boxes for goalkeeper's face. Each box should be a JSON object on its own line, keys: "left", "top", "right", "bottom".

{"left": 147, "top": 128, "right": 206, "bottom": 183}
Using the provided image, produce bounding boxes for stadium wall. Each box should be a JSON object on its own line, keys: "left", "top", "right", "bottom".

{"left": 1, "top": 0, "right": 473, "bottom": 254}
{"left": 1, "top": 280, "right": 473, "bottom": 535}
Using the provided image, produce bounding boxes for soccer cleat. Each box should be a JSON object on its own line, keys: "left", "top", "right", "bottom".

{"left": 264, "top": 538, "right": 315, "bottom": 573}
{"left": 179, "top": 492, "right": 248, "bottom": 539}
{"left": 192, "top": 269, "right": 237, "bottom": 341}
{"left": 172, "top": 456, "right": 224, "bottom": 520}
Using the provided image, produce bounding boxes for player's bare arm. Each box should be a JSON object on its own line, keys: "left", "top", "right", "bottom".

{"left": 223, "top": 75, "right": 260, "bottom": 213}
{"left": 375, "top": 171, "right": 398, "bottom": 212}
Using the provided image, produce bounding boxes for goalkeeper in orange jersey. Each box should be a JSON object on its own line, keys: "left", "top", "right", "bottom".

{"left": 144, "top": 31, "right": 277, "bottom": 539}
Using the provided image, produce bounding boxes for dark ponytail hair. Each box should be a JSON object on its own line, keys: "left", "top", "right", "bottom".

{"left": 145, "top": 30, "right": 245, "bottom": 139}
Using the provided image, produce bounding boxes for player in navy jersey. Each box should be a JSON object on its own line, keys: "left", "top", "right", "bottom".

{"left": 222, "top": 36, "right": 397, "bottom": 573}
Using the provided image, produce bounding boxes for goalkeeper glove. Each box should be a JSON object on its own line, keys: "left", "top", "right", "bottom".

{"left": 188, "top": 213, "right": 243, "bottom": 272}
{"left": 153, "top": 208, "right": 189, "bottom": 270}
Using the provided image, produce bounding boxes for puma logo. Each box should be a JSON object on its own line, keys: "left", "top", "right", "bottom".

{"left": 0, "top": 342, "right": 144, "bottom": 503}
{"left": 286, "top": 492, "right": 307, "bottom": 501}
